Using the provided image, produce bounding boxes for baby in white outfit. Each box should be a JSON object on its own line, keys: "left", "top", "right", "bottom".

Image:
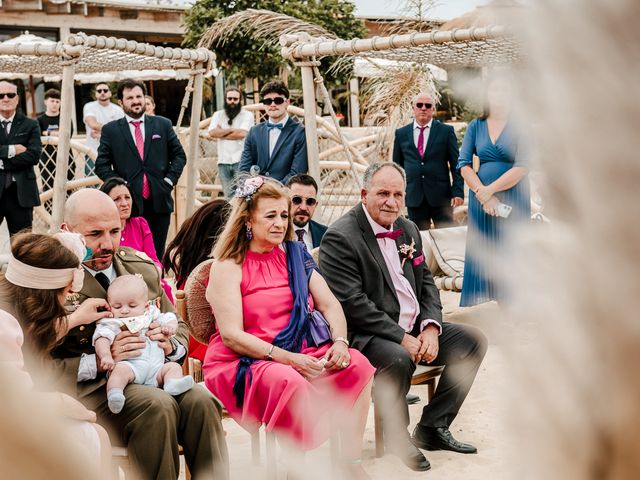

{"left": 93, "top": 274, "right": 194, "bottom": 414}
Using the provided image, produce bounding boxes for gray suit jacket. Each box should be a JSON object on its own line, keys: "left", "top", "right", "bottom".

{"left": 318, "top": 204, "right": 442, "bottom": 351}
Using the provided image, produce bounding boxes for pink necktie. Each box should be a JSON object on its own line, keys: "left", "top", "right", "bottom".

{"left": 417, "top": 125, "right": 426, "bottom": 157}
{"left": 131, "top": 121, "right": 150, "bottom": 199}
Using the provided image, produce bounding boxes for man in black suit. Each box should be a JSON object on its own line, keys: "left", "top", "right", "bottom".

{"left": 0, "top": 80, "right": 42, "bottom": 235}
{"left": 238, "top": 81, "right": 307, "bottom": 183}
{"left": 393, "top": 92, "right": 464, "bottom": 230}
{"left": 286, "top": 173, "right": 327, "bottom": 249}
{"left": 96, "top": 79, "right": 186, "bottom": 258}
{"left": 319, "top": 163, "right": 486, "bottom": 472}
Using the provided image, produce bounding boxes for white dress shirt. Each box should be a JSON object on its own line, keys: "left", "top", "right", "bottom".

{"left": 413, "top": 119, "right": 433, "bottom": 149}
{"left": 295, "top": 223, "right": 314, "bottom": 252}
{"left": 0, "top": 113, "right": 17, "bottom": 165}
{"left": 268, "top": 114, "right": 288, "bottom": 157}
{"left": 125, "top": 113, "right": 146, "bottom": 142}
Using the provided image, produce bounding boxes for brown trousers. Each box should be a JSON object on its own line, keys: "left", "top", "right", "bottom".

{"left": 82, "top": 383, "right": 229, "bottom": 480}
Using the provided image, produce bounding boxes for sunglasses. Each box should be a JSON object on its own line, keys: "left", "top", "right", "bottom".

{"left": 262, "top": 97, "right": 286, "bottom": 106}
{"left": 0, "top": 92, "right": 17, "bottom": 99}
{"left": 96, "top": 89, "right": 110, "bottom": 93}
{"left": 292, "top": 196, "right": 317, "bottom": 207}
{"left": 226, "top": 97, "right": 240, "bottom": 102}
{"left": 415, "top": 102, "right": 433, "bottom": 109}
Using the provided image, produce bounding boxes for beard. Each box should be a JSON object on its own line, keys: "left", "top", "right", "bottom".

{"left": 224, "top": 102, "right": 242, "bottom": 124}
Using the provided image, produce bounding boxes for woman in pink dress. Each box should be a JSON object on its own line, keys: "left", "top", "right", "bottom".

{"left": 204, "top": 177, "right": 375, "bottom": 478}
{"left": 100, "top": 177, "right": 174, "bottom": 302}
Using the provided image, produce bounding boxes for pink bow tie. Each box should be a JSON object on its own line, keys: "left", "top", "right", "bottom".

{"left": 375, "top": 229, "right": 403, "bottom": 240}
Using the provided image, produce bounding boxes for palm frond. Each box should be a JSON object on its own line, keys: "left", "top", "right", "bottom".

{"left": 198, "top": 9, "right": 337, "bottom": 50}
{"left": 360, "top": 64, "right": 440, "bottom": 158}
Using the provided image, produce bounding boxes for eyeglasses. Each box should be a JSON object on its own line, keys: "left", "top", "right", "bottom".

{"left": 262, "top": 97, "right": 286, "bottom": 106}
{"left": 96, "top": 89, "right": 110, "bottom": 93}
{"left": 0, "top": 92, "right": 17, "bottom": 99}
{"left": 292, "top": 195, "right": 317, "bottom": 207}
{"left": 415, "top": 102, "right": 433, "bottom": 109}
{"left": 226, "top": 97, "right": 240, "bottom": 102}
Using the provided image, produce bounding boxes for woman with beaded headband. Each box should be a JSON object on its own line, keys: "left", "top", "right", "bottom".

{"left": 0, "top": 232, "right": 114, "bottom": 474}
{"left": 203, "top": 175, "right": 375, "bottom": 478}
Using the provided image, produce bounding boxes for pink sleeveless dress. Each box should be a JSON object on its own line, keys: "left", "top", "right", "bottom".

{"left": 203, "top": 247, "right": 375, "bottom": 450}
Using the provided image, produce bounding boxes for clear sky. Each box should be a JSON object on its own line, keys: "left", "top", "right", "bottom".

{"left": 350, "top": 0, "right": 491, "bottom": 20}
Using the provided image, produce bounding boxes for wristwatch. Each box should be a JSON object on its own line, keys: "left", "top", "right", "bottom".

{"left": 333, "top": 336, "right": 349, "bottom": 347}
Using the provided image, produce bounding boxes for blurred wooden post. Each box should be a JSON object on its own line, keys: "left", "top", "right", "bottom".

{"left": 299, "top": 60, "right": 320, "bottom": 183}
{"left": 349, "top": 77, "right": 360, "bottom": 128}
{"left": 51, "top": 62, "right": 76, "bottom": 231}
{"left": 185, "top": 69, "right": 205, "bottom": 219}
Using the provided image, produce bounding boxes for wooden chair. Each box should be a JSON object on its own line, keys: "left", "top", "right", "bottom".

{"left": 373, "top": 365, "right": 445, "bottom": 457}
{"left": 177, "top": 287, "right": 341, "bottom": 480}
{"left": 112, "top": 445, "right": 190, "bottom": 479}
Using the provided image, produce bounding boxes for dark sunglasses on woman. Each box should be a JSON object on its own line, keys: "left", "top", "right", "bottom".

{"left": 291, "top": 196, "right": 317, "bottom": 207}
{"left": 262, "top": 97, "right": 286, "bottom": 106}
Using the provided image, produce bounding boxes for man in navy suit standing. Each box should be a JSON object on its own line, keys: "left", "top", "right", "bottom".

{"left": 0, "top": 80, "right": 42, "bottom": 235}
{"left": 393, "top": 92, "right": 464, "bottom": 230}
{"left": 239, "top": 81, "right": 307, "bottom": 183}
{"left": 286, "top": 173, "right": 327, "bottom": 250}
{"left": 96, "top": 79, "right": 186, "bottom": 258}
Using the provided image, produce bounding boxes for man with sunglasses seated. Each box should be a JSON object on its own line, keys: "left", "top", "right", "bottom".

{"left": 392, "top": 92, "right": 464, "bottom": 230}
{"left": 0, "top": 80, "right": 42, "bottom": 236}
{"left": 286, "top": 174, "right": 327, "bottom": 250}
{"left": 239, "top": 81, "right": 307, "bottom": 183}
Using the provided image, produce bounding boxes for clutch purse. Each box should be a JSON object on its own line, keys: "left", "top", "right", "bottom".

{"left": 308, "top": 309, "right": 331, "bottom": 346}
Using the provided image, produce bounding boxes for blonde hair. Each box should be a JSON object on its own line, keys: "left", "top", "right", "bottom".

{"left": 213, "top": 178, "right": 294, "bottom": 263}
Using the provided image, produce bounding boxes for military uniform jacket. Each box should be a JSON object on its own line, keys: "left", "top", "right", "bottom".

{"left": 50, "top": 247, "right": 187, "bottom": 398}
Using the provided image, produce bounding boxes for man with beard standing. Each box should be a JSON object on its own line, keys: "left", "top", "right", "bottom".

{"left": 207, "top": 87, "right": 254, "bottom": 198}
{"left": 285, "top": 173, "right": 327, "bottom": 250}
{"left": 96, "top": 79, "right": 186, "bottom": 258}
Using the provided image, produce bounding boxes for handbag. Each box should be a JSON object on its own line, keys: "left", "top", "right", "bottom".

{"left": 308, "top": 306, "right": 331, "bottom": 346}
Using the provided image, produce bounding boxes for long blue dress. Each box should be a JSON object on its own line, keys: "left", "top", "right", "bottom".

{"left": 457, "top": 118, "right": 530, "bottom": 306}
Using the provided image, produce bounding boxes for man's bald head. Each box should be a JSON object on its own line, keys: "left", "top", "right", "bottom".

{"left": 64, "top": 188, "right": 119, "bottom": 228}
{"left": 63, "top": 189, "right": 122, "bottom": 271}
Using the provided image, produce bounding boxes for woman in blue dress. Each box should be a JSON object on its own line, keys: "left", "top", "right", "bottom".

{"left": 457, "top": 76, "right": 530, "bottom": 306}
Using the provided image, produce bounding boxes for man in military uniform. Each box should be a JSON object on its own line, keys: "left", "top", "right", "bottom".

{"left": 55, "top": 188, "right": 229, "bottom": 480}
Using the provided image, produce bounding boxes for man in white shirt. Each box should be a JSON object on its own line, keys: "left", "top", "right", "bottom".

{"left": 83, "top": 83, "right": 124, "bottom": 173}
{"left": 207, "top": 87, "right": 254, "bottom": 198}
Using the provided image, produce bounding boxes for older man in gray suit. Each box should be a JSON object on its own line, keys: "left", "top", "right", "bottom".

{"left": 319, "top": 163, "right": 486, "bottom": 473}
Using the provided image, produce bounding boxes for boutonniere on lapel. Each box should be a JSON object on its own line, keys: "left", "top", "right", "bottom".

{"left": 398, "top": 238, "right": 416, "bottom": 267}
{"left": 151, "top": 134, "right": 161, "bottom": 140}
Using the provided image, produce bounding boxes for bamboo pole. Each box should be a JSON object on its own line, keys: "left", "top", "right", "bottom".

{"left": 280, "top": 26, "right": 508, "bottom": 60}
{"left": 349, "top": 78, "right": 360, "bottom": 128}
{"left": 300, "top": 64, "right": 320, "bottom": 182}
{"left": 185, "top": 69, "right": 205, "bottom": 218}
{"left": 50, "top": 62, "right": 76, "bottom": 231}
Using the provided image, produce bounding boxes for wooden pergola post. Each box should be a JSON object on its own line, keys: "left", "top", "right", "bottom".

{"left": 300, "top": 64, "right": 320, "bottom": 181}
{"left": 185, "top": 67, "right": 205, "bottom": 218}
{"left": 50, "top": 61, "right": 76, "bottom": 231}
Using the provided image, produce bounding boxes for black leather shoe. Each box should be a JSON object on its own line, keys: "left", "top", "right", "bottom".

{"left": 387, "top": 434, "right": 431, "bottom": 471}
{"left": 412, "top": 426, "right": 477, "bottom": 454}
{"left": 406, "top": 393, "right": 421, "bottom": 405}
